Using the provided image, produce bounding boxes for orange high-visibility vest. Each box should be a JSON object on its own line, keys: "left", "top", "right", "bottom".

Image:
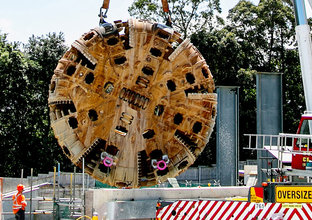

{"left": 12, "top": 192, "right": 27, "bottom": 214}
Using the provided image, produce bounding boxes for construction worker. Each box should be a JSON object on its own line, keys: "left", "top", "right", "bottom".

{"left": 12, "top": 184, "right": 27, "bottom": 220}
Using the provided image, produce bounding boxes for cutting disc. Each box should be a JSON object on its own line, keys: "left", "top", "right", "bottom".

{"left": 48, "top": 19, "right": 217, "bottom": 188}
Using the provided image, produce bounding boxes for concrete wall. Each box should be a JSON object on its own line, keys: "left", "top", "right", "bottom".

{"left": 2, "top": 178, "right": 29, "bottom": 194}
{"left": 85, "top": 187, "right": 250, "bottom": 220}
{"left": 175, "top": 166, "right": 217, "bottom": 185}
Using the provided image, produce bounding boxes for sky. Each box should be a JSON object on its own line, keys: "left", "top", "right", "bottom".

{"left": 0, "top": 0, "right": 311, "bottom": 46}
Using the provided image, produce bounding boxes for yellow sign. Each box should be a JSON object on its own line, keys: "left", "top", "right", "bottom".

{"left": 276, "top": 186, "right": 312, "bottom": 203}
{"left": 249, "top": 187, "right": 263, "bottom": 203}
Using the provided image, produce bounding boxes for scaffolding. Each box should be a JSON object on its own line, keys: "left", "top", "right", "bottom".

{"left": 244, "top": 133, "right": 312, "bottom": 181}
{"left": 0, "top": 178, "right": 3, "bottom": 220}
{"left": 1, "top": 160, "right": 91, "bottom": 220}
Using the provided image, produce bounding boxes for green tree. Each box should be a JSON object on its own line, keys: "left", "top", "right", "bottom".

{"left": 227, "top": 0, "right": 304, "bottom": 133}
{"left": 0, "top": 32, "right": 71, "bottom": 177}
{"left": 227, "top": 0, "right": 295, "bottom": 72}
{"left": 191, "top": 28, "right": 258, "bottom": 163}
{"left": 0, "top": 33, "right": 39, "bottom": 176}
{"left": 191, "top": 0, "right": 305, "bottom": 163}
{"left": 128, "top": 0, "right": 222, "bottom": 38}
{"left": 22, "top": 33, "right": 72, "bottom": 175}
{"left": 191, "top": 29, "right": 246, "bottom": 85}
{"left": 282, "top": 49, "right": 304, "bottom": 133}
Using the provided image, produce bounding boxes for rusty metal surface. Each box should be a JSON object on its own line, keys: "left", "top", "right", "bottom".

{"left": 161, "top": 0, "right": 170, "bottom": 13}
{"left": 48, "top": 19, "right": 217, "bottom": 188}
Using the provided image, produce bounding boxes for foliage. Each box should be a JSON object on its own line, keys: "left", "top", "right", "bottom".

{"left": 282, "top": 49, "right": 304, "bottom": 133}
{"left": 191, "top": 29, "right": 257, "bottom": 163}
{"left": 191, "top": 29, "right": 245, "bottom": 85}
{"left": 0, "top": 34, "right": 32, "bottom": 176}
{"left": 128, "top": 0, "right": 222, "bottom": 38}
{"left": 226, "top": 0, "right": 304, "bottom": 134}
{"left": 0, "top": 0, "right": 308, "bottom": 175}
{"left": 191, "top": 0, "right": 305, "bottom": 164}
{"left": 227, "top": 0, "right": 295, "bottom": 72}
{"left": 0, "top": 32, "right": 71, "bottom": 177}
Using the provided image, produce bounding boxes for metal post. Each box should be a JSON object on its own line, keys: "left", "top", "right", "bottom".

{"left": 53, "top": 167, "right": 56, "bottom": 200}
{"left": 70, "top": 173, "right": 73, "bottom": 217}
{"left": 73, "top": 167, "right": 76, "bottom": 207}
{"left": 87, "top": 175, "right": 90, "bottom": 189}
{"left": 216, "top": 86, "right": 239, "bottom": 186}
{"left": 82, "top": 158, "right": 85, "bottom": 217}
{"left": 30, "top": 168, "right": 33, "bottom": 220}
{"left": 53, "top": 166, "right": 56, "bottom": 219}
{"left": 256, "top": 72, "right": 283, "bottom": 184}
{"left": 58, "top": 163, "right": 60, "bottom": 201}
{"left": 82, "top": 159, "right": 85, "bottom": 195}
{"left": 0, "top": 178, "right": 3, "bottom": 220}
{"left": 20, "top": 169, "right": 23, "bottom": 184}
{"left": 198, "top": 166, "right": 201, "bottom": 186}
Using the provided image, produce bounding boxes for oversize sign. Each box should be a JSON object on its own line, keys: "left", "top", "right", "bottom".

{"left": 276, "top": 186, "right": 312, "bottom": 203}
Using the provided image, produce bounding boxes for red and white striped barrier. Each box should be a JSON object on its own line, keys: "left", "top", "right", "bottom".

{"left": 156, "top": 200, "right": 312, "bottom": 219}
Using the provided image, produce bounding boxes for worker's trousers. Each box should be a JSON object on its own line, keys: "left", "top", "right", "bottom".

{"left": 15, "top": 209, "right": 25, "bottom": 220}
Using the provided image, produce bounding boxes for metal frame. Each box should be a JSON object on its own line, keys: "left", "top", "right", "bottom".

{"left": 244, "top": 133, "right": 312, "bottom": 174}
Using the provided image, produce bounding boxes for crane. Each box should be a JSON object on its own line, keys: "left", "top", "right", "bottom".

{"left": 290, "top": 0, "right": 312, "bottom": 170}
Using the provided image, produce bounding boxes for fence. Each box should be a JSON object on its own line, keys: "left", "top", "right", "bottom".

{"left": 0, "top": 178, "right": 2, "bottom": 220}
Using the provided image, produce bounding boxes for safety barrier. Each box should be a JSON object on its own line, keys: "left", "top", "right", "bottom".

{"left": 156, "top": 200, "right": 312, "bottom": 219}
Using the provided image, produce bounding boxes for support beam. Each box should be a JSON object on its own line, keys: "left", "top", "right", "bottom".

{"left": 216, "top": 86, "right": 239, "bottom": 186}
{"left": 256, "top": 72, "right": 283, "bottom": 184}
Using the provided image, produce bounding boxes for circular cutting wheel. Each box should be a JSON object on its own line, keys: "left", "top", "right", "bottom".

{"left": 48, "top": 19, "right": 217, "bottom": 188}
